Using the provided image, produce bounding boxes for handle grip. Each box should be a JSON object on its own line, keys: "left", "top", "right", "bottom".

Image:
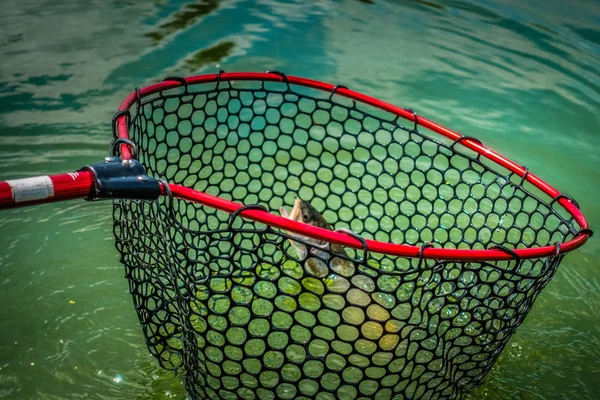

{"left": 0, "top": 171, "right": 95, "bottom": 209}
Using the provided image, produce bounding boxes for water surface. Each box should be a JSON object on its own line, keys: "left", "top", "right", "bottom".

{"left": 0, "top": 0, "right": 598, "bottom": 398}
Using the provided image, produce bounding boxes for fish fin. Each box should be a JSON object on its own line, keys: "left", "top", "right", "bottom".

{"left": 279, "top": 206, "right": 291, "bottom": 218}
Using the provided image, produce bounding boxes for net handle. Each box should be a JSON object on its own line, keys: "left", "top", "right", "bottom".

{"left": 0, "top": 159, "right": 162, "bottom": 209}
{"left": 0, "top": 171, "right": 95, "bottom": 209}
{"left": 0, "top": 173, "right": 590, "bottom": 261}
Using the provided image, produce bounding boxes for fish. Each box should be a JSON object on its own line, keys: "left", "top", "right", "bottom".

{"left": 280, "top": 198, "right": 355, "bottom": 279}
{"left": 279, "top": 200, "right": 391, "bottom": 341}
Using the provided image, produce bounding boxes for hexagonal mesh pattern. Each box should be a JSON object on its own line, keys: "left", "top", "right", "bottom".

{"left": 113, "top": 77, "right": 580, "bottom": 400}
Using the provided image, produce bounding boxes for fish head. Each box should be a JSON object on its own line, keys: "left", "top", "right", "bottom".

{"left": 280, "top": 198, "right": 334, "bottom": 261}
{"left": 298, "top": 199, "right": 331, "bottom": 230}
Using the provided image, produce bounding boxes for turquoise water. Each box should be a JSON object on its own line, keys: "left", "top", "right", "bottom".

{"left": 0, "top": 0, "right": 598, "bottom": 399}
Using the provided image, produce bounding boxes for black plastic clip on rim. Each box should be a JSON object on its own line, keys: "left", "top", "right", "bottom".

{"left": 335, "top": 227, "right": 370, "bottom": 267}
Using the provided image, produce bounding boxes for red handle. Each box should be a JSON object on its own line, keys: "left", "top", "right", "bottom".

{"left": 0, "top": 170, "right": 95, "bottom": 209}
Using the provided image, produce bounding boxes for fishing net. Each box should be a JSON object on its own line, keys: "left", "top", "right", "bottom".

{"left": 111, "top": 74, "right": 585, "bottom": 400}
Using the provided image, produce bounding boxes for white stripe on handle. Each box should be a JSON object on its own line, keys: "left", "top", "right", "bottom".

{"left": 6, "top": 176, "right": 54, "bottom": 203}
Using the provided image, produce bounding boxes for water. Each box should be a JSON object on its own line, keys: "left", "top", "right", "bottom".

{"left": 0, "top": 0, "right": 598, "bottom": 398}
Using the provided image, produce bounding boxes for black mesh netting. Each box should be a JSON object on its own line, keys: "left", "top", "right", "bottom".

{"left": 112, "top": 77, "right": 581, "bottom": 400}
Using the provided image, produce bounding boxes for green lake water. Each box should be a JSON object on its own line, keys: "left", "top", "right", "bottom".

{"left": 0, "top": 0, "right": 598, "bottom": 398}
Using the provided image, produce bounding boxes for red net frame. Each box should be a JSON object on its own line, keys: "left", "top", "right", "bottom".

{"left": 1, "top": 72, "right": 589, "bottom": 261}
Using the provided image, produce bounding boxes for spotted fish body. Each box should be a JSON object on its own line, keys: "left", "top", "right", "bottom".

{"left": 280, "top": 199, "right": 390, "bottom": 342}
{"left": 279, "top": 198, "right": 355, "bottom": 278}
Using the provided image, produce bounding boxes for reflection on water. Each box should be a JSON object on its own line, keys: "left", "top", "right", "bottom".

{"left": 184, "top": 40, "right": 236, "bottom": 70}
{"left": 407, "top": 0, "right": 446, "bottom": 10}
{"left": 145, "top": 0, "right": 221, "bottom": 42}
{"left": 0, "top": 0, "right": 598, "bottom": 399}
